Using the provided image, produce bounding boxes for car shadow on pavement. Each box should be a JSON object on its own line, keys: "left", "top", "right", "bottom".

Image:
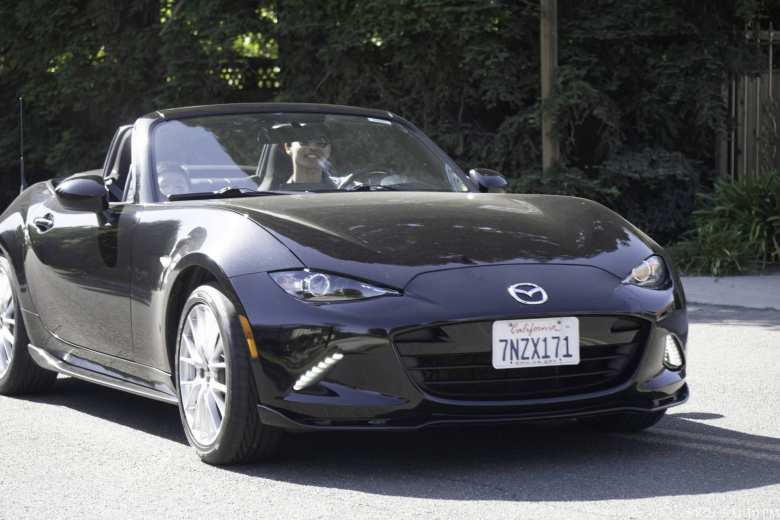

{"left": 239, "top": 412, "right": 780, "bottom": 502}
{"left": 24, "top": 377, "right": 779, "bottom": 502}
{"left": 23, "top": 376, "right": 188, "bottom": 445}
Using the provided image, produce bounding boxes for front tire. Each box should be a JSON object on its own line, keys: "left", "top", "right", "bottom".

{"left": 0, "top": 256, "right": 57, "bottom": 395}
{"left": 579, "top": 410, "right": 666, "bottom": 432}
{"left": 175, "top": 283, "right": 282, "bottom": 465}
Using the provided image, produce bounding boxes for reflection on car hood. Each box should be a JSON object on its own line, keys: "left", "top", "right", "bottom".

{"left": 222, "top": 192, "right": 658, "bottom": 288}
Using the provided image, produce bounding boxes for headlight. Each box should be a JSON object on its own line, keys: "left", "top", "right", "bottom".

{"left": 269, "top": 270, "right": 399, "bottom": 302}
{"left": 623, "top": 255, "right": 668, "bottom": 288}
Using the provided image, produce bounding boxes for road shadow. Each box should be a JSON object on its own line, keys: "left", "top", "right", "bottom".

{"left": 21, "top": 377, "right": 780, "bottom": 502}
{"left": 688, "top": 304, "right": 780, "bottom": 330}
{"left": 230, "top": 411, "right": 780, "bottom": 502}
{"left": 23, "top": 376, "right": 187, "bottom": 444}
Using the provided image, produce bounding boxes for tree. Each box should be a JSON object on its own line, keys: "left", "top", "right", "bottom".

{"left": 0, "top": 0, "right": 276, "bottom": 208}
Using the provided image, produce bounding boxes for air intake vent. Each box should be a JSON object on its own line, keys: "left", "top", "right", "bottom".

{"left": 393, "top": 316, "right": 648, "bottom": 400}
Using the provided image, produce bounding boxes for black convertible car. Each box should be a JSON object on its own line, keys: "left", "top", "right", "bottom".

{"left": 0, "top": 103, "right": 688, "bottom": 464}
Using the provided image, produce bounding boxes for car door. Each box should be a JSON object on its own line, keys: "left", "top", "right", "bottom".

{"left": 24, "top": 132, "right": 136, "bottom": 360}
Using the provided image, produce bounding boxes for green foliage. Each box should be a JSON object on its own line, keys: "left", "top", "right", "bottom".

{"left": 0, "top": 0, "right": 275, "bottom": 203}
{"left": 597, "top": 149, "right": 700, "bottom": 244}
{"left": 0, "top": 0, "right": 774, "bottom": 247}
{"left": 273, "top": 0, "right": 762, "bottom": 239}
{"left": 275, "top": 0, "right": 540, "bottom": 175}
{"left": 1, "top": 1, "right": 160, "bottom": 190}
{"left": 509, "top": 164, "right": 618, "bottom": 202}
{"left": 669, "top": 172, "right": 780, "bottom": 276}
{"left": 552, "top": 0, "right": 760, "bottom": 169}
{"left": 510, "top": 148, "right": 699, "bottom": 244}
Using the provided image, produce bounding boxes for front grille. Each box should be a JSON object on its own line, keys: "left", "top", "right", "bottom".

{"left": 393, "top": 316, "right": 648, "bottom": 400}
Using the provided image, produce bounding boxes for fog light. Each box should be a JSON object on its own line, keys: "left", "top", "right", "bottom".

{"left": 293, "top": 352, "right": 344, "bottom": 391}
{"left": 663, "top": 335, "right": 684, "bottom": 370}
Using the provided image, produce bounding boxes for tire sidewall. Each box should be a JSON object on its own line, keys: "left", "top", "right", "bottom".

{"left": 174, "top": 284, "right": 251, "bottom": 459}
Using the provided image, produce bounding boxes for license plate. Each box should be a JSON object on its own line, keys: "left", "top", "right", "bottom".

{"left": 492, "top": 317, "right": 580, "bottom": 369}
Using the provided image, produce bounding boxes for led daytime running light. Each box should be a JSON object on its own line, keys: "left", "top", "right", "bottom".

{"left": 293, "top": 352, "right": 344, "bottom": 391}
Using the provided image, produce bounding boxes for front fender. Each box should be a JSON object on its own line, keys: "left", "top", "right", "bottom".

{"left": 0, "top": 182, "right": 52, "bottom": 314}
{"left": 130, "top": 204, "right": 303, "bottom": 372}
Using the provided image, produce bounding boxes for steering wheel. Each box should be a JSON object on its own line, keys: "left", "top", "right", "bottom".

{"left": 337, "top": 168, "right": 396, "bottom": 190}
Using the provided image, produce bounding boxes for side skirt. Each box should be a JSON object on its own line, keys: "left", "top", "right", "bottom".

{"left": 28, "top": 344, "right": 178, "bottom": 405}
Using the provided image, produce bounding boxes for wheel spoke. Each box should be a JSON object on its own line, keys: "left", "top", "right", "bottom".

{"left": 182, "top": 331, "right": 201, "bottom": 365}
{"left": 203, "top": 312, "right": 220, "bottom": 363}
{"left": 195, "top": 306, "right": 208, "bottom": 351}
{"left": 196, "top": 387, "right": 211, "bottom": 435}
{"left": 182, "top": 382, "right": 200, "bottom": 411}
{"left": 0, "top": 269, "right": 14, "bottom": 378}
{"left": 0, "top": 338, "right": 10, "bottom": 368}
{"left": 0, "top": 279, "right": 9, "bottom": 306}
{"left": 210, "top": 337, "right": 224, "bottom": 363}
{"left": 208, "top": 334, "right": 221, "bottom": 362}
{"left": 210, "top": 387, "right": 226, "bottom": 416}
{"left": 179, "top": 356, "right": 199, "bottom": 367}
{"left": 196, "top": 321, "right": 211, "bottom": 366}
{"left": 178, "top": 302, "right": 228, "bottom": 446}
{"left": 210, "top": 380, "right": 227, "bottom": 395}
{"left": 191, "top": 385, "right": 203, "bottom": 430}
{"left": 205, "top": 390, "right": 222, "bottom": 432}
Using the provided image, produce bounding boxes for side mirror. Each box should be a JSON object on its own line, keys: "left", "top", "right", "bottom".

{"left": 55, "top": 175, "right": 108, "bottom": 213}
{"left": 468, "top": 168, "right": 508, "bottom": 193}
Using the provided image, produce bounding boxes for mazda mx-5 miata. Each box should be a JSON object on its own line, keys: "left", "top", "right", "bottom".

{"left": 0, "top": 103, "right": 688, "bottom": 464}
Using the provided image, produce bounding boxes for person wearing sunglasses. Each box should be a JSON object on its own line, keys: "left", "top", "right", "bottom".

{"left": 284, "top": 136, "right": 337, "bottom": 187}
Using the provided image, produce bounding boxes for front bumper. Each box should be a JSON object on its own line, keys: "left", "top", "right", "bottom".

{"left": 257, "top": 383, "right": 689, "bottom": 432}
{"left": 231, "top": 264, "right": 688, "bottom": 432}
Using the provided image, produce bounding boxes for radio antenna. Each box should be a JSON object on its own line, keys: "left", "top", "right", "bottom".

{"left": 19, "top": 97, "right": 28, "bottom": 193}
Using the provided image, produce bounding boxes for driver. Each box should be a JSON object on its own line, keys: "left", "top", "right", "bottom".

{"left": 157, "top": 163, "right": 191, "bottom": 198}
{"left": 284, "top": 136, "right": 338, "bottom": 187}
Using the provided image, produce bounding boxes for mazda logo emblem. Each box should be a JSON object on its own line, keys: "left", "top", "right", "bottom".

{"left": 507, "top": 283, "right": 548, "bottom": 305}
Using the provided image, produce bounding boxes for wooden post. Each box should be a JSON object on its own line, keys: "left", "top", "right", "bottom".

{"left": 769, "top": 22, "right": 773, "bottom": 99}
{"left": 540, "top": 0, "right": 559, "bottom": 173}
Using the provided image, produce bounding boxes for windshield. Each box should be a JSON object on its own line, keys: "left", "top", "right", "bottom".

{"left": 151, "top": 113, "right": 471, "bottom": 200}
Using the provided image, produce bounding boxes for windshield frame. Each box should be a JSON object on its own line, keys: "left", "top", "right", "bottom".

{"left": 146, "top": 110, "right": 476, "bottom": 202}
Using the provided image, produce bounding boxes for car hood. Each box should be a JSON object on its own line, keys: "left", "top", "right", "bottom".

{"left": 224, "top": 192, "right": 658, "bottom": 289}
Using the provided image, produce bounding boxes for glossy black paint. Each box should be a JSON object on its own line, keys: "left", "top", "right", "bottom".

{"left": 223, "top": 192, "right": 664, "bottom": 289}
{"left": 54, "top": 174, "right": 109, "bottom": 213}
{"left": 233, "top": 262, "right": 687, "bottom": 430}
{"left": 0, "top": 103, "right": 688, "bottom": 428}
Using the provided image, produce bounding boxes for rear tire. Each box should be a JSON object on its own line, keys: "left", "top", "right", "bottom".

{"left": 175, "top": 283, "right": 282, "bottom": 465}
{"left": 579, "top": 410, "right": 666, "bottom": 432}
{"left": 0, "top": 256, "right": 57, "bottom": 395}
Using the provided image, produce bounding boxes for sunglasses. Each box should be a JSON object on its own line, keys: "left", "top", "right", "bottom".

{"left": 297, "top": 138, "right": 330, "bottom": 147}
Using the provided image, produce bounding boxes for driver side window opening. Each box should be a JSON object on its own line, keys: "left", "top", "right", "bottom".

{"left": 106, "top": 130, "right": 133, "bottom": 202}
{"left": 122, "top": 164, "right": 136, "bottom": 203}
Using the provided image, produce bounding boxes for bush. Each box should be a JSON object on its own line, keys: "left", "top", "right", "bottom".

{"left": 509, "top": 148, "right": 700, "bottom": 244}
{"left": 508, "top": 164, "right": 618, "bottom": 203}
{"left": 669, "top": 172, "right": 780, "bottom": 276}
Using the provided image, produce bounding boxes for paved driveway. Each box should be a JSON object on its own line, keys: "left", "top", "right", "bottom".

{"left": 1, "top": 305, "right": 778, "bottom": 519}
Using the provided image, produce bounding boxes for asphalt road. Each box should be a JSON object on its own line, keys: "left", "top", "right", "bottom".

{"left": 1, "top": 304, "right": 779, "bottom": 520}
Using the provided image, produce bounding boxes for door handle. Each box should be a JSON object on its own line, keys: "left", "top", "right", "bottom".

{"left": 33, "top": 214, "right": 54, "bottom": 232}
